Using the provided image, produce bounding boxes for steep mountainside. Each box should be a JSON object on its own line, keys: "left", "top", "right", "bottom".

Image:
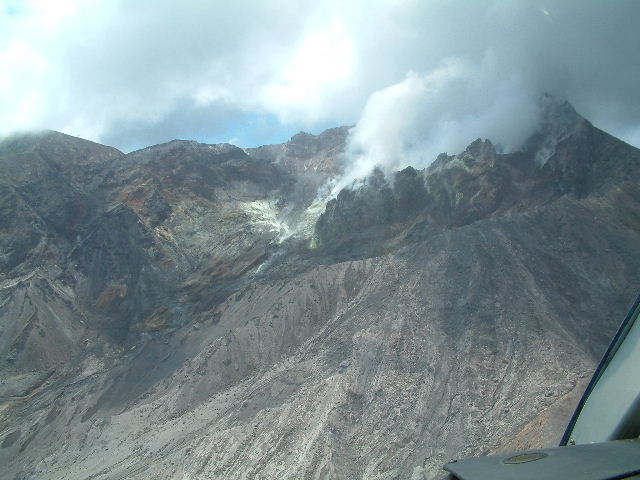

{"left": 1, "top": 101, "right": 639, "bottom": 480}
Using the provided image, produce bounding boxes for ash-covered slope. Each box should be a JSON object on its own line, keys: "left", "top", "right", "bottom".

{"left": 0, "top": 127, "right": 344, "bottom": 402}
{"left": 1, "top": 101, "right": 640, "bottom": 480}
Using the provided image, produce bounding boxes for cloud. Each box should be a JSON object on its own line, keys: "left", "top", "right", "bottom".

{"left": 0, "top": 0, "right": 639, "bottom": 154}
{"left": 259, "top": 19, "right": 355, "bottom": 125}
{"left": 0, "top": 0, "right": 323, "bottom": 149}
{"left": 335, "top": 0, "right": 640, "bottom": 187}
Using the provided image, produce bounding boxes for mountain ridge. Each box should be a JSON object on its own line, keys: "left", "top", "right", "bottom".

{"left": 1, "top": 101, "right": 639, "bottom": 479}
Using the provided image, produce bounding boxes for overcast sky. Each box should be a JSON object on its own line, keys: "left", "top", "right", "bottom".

{"left": 1, "top": 0, "right": 639, "bottom": 157}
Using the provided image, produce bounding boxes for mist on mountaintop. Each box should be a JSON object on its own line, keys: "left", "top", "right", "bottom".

{"left": 335, "top": 53, "right": 541, "bottom": 192}
{"left": 1, "top": 1, "right": 639, "bottom": 154}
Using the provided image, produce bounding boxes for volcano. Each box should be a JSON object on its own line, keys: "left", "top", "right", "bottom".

{"left": 1, "top": 99, "right": 639, "bottom": 479}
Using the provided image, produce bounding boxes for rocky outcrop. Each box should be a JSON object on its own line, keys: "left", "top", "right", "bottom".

{"left": 314, "top": 100, "right": 640, "bottom": 263}
{"left": 248, "top": 127, "right": 350, "bottom": 234}
{"left": 247, "top": 126, "right": 349, "bottom": 178}
{"left": 0, "top": 128, "right": 347, "bottom": 411}
{"left": 0, "top": 131, "right": 122, "bottom": 273}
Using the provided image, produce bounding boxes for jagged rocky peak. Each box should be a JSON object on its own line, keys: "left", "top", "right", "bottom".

{"left": 115, "top": 138, "right": 285, "bottom": 208}
{"left": 524, "top": 94, "right": 588, "bottom": 165}
{"left": 312, "top": 166, "right": 430, "bottom": 257}
{"left": 537, "top": 93, "right": 585, "bottom": 133}
{"left": 247, "top": 126, "right": 349, "bottom": 177}
{"left": 130, "top": 138, "right": 244, "bottom": 159}
{"left": 121, "top": 139, "right": 251, "bottom": 179}
{"left": 464, "top": 137, "right": 498, "bottom": 160}
{"left": 429, "top": 96, "right": 585, "bottom": 174}
{"left": 314, "top": 100, "right": 640, "bottom": 257}
{"left": 286, "top": 126, "right": 350, "bottom": 157}
{"left": 240, "top": 127, "right": 352, "bottom": 238}
{"left": 427, "top": 138, "right": 499, "bottom": 175}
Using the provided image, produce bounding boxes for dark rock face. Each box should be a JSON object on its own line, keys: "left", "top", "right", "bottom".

{"left": 247, "top": 126, "right": 349, "bottom": 177}
{"left": 0, "top": 131, "right": 122, "bottom": 272}
{"left": 1, "top": 104, "right": 640, "bottom": 480}
{"left": 314, "top": 100, "right": 640, "bottom": 262}
{"left": 70, "top": 204, "right": 172, "bottom": 342}
{"left": 248, "top": 127, "right": 350, "bottom": 228}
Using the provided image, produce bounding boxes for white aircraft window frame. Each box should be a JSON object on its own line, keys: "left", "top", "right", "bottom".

{"left": 562, "top": 294, "right": 640, "bottom": 445}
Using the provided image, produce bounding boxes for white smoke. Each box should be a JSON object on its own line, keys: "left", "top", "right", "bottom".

{"left": 334, "top": 52, "right": 541, "bottom": 193}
